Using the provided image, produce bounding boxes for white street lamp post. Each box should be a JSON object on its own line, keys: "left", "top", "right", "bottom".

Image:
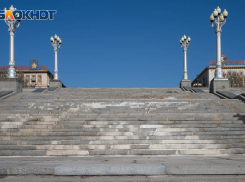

{"left": 4, "top": 5, "right": 21, "bottom": 79}
{"left": 210, "top": 6, "right": 228, "bottom": 79}
{"left": 180, "top": 35, "right": 191, "bottom": 80}
{"left": 50, "top": 34, "right": 62, "bottom": 80}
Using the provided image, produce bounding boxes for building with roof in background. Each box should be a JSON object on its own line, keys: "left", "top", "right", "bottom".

{"left": 0, "top": 59, "right": 65, "bottom": 88}
{"left": 192, "top": 56, "right": 245, "bottom": 87}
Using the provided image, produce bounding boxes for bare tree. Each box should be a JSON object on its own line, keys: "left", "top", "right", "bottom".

{"left": 227, "top": 71, "right": 245, "bottom": 87}
{"left": 0, "top": 70, "right": 7, "bottom": 81}
{"left": 17, "top": 71, "right": 29, "bottom": 88}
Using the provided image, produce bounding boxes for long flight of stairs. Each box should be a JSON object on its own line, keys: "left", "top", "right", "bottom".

{"left": 0, "top": 88, "right": 245, "bottom": 156}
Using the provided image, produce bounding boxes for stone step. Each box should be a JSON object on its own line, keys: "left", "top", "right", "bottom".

{"left": 0, "top": 111, "right": 242, "bottom": 115}
{"left": 32, "top": 144, "right": 231, "bottom": 150}
{"left": 1, "top": 105, "right": 242, "bottom": 109}
{"left": 0, "top": 150, "right": 46, "bottom": 156}
{"left": 7, "top": 105, "right": 240, "bottom": 109}
{"left": 1, "top": 148, "right": 245, "bottom": 156}
{"left": 1, "top": 139, "right": 244, "bottom": 145}
{"left": 1, "top": 130, "right": 245, "bottom": 136}
{"left": 87, "top": 148, "right": 245, "bottom": 155}
{"left": 0, "top": 113, "right": 244, "bottom": 121}
{"left": 18, "top": 120, "right": 245, "bottom": 124}
{"left": 0, "top": 121, "right": 243, "bottom": 129}
{"left": 0, "top": 145, "right": 36, "bottom": 150}
{"left": 5, "top": 123, "right": 243, "bottom": 129}
{"left": 3, "top": 97, "right": 226, "bottom": 100}
{"left": 90, "top": 148, "right": 245, "bottom": 155}
{"left": 2, "top": 127, "right": 245, "bottom": 133}
{"left": 2, "top": 135, "right": 245, "bottom": 141}
{"left": 2, "top": 103, "right": 241, "bottom": 106}
{"left": 3, "top": 101, "right": 235, "bottom": 104}
{"left": 1, "top": 143, "right": 244, "bottom": 151}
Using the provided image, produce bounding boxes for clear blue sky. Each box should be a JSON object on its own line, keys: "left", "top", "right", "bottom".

{"left": 0, "top": 0, "right": 245, "bottom": 88}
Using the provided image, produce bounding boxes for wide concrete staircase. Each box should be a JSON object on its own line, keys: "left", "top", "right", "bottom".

{"left": 1, "top": 88, "right": 245, "bottom": 156}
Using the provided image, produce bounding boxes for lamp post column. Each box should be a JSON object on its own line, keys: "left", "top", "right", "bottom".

{"left": 50, "top": 34, "right": 62, "bottom": 88}
{"left": 0, "top": 5, "right": 22, "bottom": 93}
{"left": 180, "top": 35, "right": 191, "bottom": 89}
{"left": 215, "top": 23, "right": 223, "bottom": 78}
{"left": 8, "top": 30, "right": 16, "bottom": 78}
{"left": 183, "top": 48, "right": 188, "bottom": 80}
{"left": 54, "top": 49, "right": 58, "bottom": 80}
{"left": 50, "top": 34, "right": 61, "bottom": 80}
{"left": 4, "top": 5, "right": 21, "bottom": 78}
{"left": 209, "top": 6, "right": 229, "bottom": 93}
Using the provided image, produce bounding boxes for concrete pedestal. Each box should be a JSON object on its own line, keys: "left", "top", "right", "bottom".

{"left": 0, "top": 78, "right": 22, "bottom": 93}
{"left": 50, "top": 80, "right": 62, "bottom": 88}
{"left": 180, "top": 79, "right": 191, "bottom": 88}
{"left": 210, "top": 78, "right": 229, "bottom": 93}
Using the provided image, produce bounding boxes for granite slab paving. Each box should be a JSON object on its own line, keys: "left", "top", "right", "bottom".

{"left": 48, "top": 87, "right": 58, "bottom": 91}
{"left": 0, "top": 156, "right": 245, "bottom": 176}
{"left": 33, "top": 88, "right": 46, "bottom": 93}
{"left": 183, "top": 86, "right": 192, "bottom": 91}
{"left": 217, "top": 91, "right": 237, "bottom": 99}
{"left": 192, "top": 88, "right": 204, "bottom": 93}
{"left": 0, "top": 91, "right": 13, "bottom": 98}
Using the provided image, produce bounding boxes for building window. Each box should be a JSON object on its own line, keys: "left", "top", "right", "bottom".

{"left": 228, "top": 72, "right": 231, "bottom": 75}
{"left": 32, "top": 76, "right": 35, "bottom": 80}
{"left": 233, "top": 72, "right": 236, "bottom": 75}
{"left": 26, "top": 76, "right": 29, "bottom": 80}
{"left": 27, "top": 82, "right": 29, "bottom": 86}
{"left": 38, "top": 82, "right": 41, "bottom": 86}
{"left": 240, "top": 72, "right": 243, "bottom": 75}
{"left": 38, "top": 76, "right": 41, "bottom": 80}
